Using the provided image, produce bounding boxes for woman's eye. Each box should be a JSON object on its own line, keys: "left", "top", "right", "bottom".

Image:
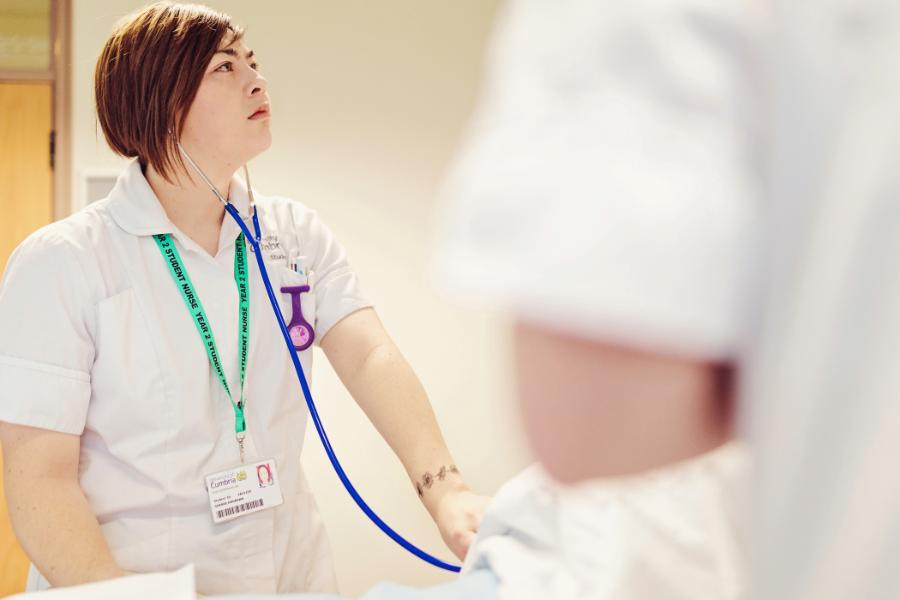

{"left": 250, "top": 62, "right": 259, "bottom": 71}
{"left": 215, "top": 62, "right": 233, "bottom": 72}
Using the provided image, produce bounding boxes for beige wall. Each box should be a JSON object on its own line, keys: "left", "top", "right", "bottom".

{"left": 71, "top": 1, "right": 531, "bottom": 595}
{"left": 0, "top": 0, "right": 50, "bottom": 71}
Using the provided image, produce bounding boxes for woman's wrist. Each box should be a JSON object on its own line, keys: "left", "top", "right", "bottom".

{"left": 413, "top": 465, "right": 490, "bottom": 561}
{"left": 414, "top": 464, "right": 469, "bottom": 515}
{"left": 414, "top": 464, "right": 462, "bottom": 497}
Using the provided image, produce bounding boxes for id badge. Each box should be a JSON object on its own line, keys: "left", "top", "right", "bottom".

{"left": 205, "top": 458, "right": 285, "bottom": 523}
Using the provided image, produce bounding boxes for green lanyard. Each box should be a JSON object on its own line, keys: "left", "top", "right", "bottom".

{"left": 153, "top": 233, "right": 251, "bottom": 461}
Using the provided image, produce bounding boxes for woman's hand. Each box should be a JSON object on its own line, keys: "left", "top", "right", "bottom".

{"left": 422, "top": 480, "right": 491, "bottom": 561}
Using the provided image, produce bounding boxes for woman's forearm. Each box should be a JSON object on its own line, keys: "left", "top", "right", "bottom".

{"left": 344, "top": 340, "right": 460, "bottom": 488}
{"left": 6, "top": 474, "right": 123, "bottom": 586}
{"left": 321, "top": 310, "right": 488, "bottom": 558}
{"left": 321, "top": 309, "right": 468, "bottom": 511}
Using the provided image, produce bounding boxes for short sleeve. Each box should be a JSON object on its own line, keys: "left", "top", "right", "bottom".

{"left": 0, "top": 230, "right": 96, "bottom": 434}
{"left": 433, "top": 0, "right": 764, "bottom": 361}
{"left": 305, "top": 211, "right": 373, "bottom": 343}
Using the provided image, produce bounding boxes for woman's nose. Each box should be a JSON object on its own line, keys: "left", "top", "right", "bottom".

{"left": 248, "top": 71, "right": 267, "bottom": 97}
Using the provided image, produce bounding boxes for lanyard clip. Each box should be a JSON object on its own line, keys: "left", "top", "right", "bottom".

{"left": 236, "top": 431, "right": 246, "bottom": 464}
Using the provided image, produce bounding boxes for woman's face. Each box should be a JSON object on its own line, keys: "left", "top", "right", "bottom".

{"left": 180, "top": 33, "right": 271, "bottom": 171}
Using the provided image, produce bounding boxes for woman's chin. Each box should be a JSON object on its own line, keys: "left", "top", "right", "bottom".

{"left": 243, "top": 134, "right": 273, "bottom": 163}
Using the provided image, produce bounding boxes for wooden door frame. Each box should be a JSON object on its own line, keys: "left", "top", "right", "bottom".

{"left": 0, "top": 0, "right": 72, "bottom": 220}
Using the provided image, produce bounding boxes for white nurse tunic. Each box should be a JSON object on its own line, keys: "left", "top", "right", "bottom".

{"left": 0, "top": 159, "right": 372, "bottom": 595}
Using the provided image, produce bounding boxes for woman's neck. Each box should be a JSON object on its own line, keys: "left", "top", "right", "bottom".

{"left": 145, "top": 161, "right": 233, "bottom": 256}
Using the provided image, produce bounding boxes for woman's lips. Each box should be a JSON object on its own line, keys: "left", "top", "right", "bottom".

{"left": 248, "top": 105, "right": 270, "bottom": 120}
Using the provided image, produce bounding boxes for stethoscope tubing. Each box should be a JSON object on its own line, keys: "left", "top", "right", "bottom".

{"left": 224, "top": 203, "right": 462, "bottom": 573}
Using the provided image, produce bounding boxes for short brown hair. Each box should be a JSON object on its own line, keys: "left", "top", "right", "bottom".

{"left": 94, "top": 2, "right": 243, "bottom": 182}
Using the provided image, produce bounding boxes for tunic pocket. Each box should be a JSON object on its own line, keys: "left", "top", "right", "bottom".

{"left": 89, "top": 288, "right": 170, "bottom": 474}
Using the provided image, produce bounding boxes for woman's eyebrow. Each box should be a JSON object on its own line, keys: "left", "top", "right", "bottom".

{"left": 214, "top": 47, "right": 254, "bottom": 59}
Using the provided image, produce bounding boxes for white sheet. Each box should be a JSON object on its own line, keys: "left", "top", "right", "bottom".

{"left": 464, "top": 443, "right": 749, "bottom": 600}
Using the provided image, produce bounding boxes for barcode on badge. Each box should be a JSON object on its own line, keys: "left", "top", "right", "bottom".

{"left": 216, "top": 498, "right": 264, "bottom": 520}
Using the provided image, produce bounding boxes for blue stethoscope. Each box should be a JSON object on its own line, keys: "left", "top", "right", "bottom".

{"left": 178, "top": 145, "right": 461, "bottom": 573}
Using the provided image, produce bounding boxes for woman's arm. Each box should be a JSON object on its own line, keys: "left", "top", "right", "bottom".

{"left": 515, "top": 320, "right": 734, "bottom": 483}
{"left": 0, "top": 422, "right": 124, "bottom": 586}
{"left": 320, "top": 308, "right": 487, "bottom": 559}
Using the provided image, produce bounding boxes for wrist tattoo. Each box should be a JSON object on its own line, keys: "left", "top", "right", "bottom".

{"left": 416, "top": 464, "right": 460, "bottom": 497}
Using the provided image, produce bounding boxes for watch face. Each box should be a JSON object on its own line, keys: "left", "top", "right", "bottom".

{"left": 290, "top": 324, "right": 311, "bottom": 348}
